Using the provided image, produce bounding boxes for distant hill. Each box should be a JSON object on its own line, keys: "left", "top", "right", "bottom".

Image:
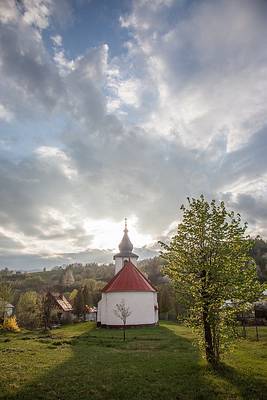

{"left": 0, "top": 247, "right": 158, "bottom": 272}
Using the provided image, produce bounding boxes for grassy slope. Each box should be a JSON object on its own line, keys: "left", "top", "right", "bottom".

{"left": 0, "top": 322, "right": 266, "bottom": 400}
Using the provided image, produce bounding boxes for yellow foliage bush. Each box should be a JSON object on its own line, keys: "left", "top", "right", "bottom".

{"left": 3, "top": 316, "right": 20, "bottom": 332}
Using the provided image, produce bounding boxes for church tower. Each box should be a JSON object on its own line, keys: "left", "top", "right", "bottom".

{"left": 113, "top": 219, "right": 139, "bottom": 274}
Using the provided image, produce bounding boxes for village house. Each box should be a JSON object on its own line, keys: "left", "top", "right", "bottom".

{"left": 47, "top": 292, "right": 74, "bottom": 324}
{"left": 0, "top": 299, "right": 14, "bottom": 321}
{"left": 85, "top": 305, "right": 97, "bottom": 321}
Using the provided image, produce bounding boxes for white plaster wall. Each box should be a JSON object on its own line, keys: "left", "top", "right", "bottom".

{"left": 98, "top": 291, "right": 158, "bottom": 326}
{"left": 97, "top": 298, "right": 102, "bottom": 322}
{"left": 114, "top": 256, "right": 138, "bottom": 274}
{"left": 114, "top": 257, "right": 123, "bottom": 274}
{"left": 5, "top": 307, "right": 13, "bottom": 317}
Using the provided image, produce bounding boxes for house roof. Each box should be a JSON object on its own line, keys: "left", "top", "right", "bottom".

{"left": 49, "top": 293, "right": 73, "bottom": 312}
{"left": 0, "top": 299, "right": 14, "bottom": 309}
{"left": 102, "top": 261, "right": 157, "bottom": 293}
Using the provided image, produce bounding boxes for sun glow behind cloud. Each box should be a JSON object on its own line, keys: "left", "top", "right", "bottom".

{"left": 84, "top": 216, "right": 153, "bottom": 251}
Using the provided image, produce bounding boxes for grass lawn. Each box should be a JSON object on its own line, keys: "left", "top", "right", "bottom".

{"left": 0, "top": 322, "right": 266, "bottom": 400}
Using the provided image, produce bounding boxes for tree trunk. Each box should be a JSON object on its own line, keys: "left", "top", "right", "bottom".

{"left": 203, "top": 305, "right": 216, "bottom": 367}
{"left": 201, "top": 269, "right": 217, "bottom": 367}
{"left": 123, "top": 322, "right": 126, "bottom": 341}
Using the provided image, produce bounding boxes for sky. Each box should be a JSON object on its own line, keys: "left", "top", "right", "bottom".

{"left": 0, "top": 0, "right": 267, "bottom": 271}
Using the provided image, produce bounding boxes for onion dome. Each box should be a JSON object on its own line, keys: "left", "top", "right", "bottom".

{"left": 113, "top": 218, "right": 139, "bottom": 260}
{"left": 118, "top": 219, "right": 133, "bottom": 254}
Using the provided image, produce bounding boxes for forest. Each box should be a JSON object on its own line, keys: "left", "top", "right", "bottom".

{"left": 0, "top": 237, "right": 266, "bottom": 328}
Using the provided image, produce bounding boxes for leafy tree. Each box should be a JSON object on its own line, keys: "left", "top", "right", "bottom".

{"left": 158, "top": 284, "right": 174, "bottom": 315}
{"left": 61, "top": 268, "right": 75, "bottom": 287}
{"left": 139, "top": 257, "right": 166, "bottom": 284}
{"left": 251, "top": 237, "right": 267, "bottom": 282}
{"left": 40, "top": 292, "right": 55, "bottom": 331}
{"left": 0, "top": 280, "right": 13, "bottom": 320}
{"left": 82, "top": 285, "right": 93, "bottom": 306}
{"left": 0, "top": 280, "right": 13, "bottom": 302}
{"left": 2, "top": 316, "right": 20, "bottom": 332}
{"left": 73, "top": 288, "right": 85, "bottom": 318}
{"left": 160, "top": 195, "right": 264, "bottom": 368}
{"left": 114, "top": 299, "right": 132, "bottom": 341}
{"left": 83, "top": 278, "right": 97, "bottom": 292}
{"left": 20, "top": 275, "right": 45, "bottom": 291}
{"left": 69, "top": 289, "right": 78, "bottom": 302}
{"left": 16, "top": 291, "right": 41, "bottom": 329}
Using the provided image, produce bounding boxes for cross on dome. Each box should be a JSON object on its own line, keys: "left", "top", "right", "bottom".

{"left": 113, "top": 219, "right": 139, "bottom": 264}
{"left": 119, "top": 217, "right": 133, "bottom": 254}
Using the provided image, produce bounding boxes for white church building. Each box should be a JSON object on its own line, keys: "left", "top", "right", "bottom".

{"left": 97, "top": 221, "right": 159, "bottom": 327}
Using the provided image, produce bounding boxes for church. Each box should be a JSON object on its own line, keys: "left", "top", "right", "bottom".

{"left": 97, "top": 220, "right": 159, "bottom": 327}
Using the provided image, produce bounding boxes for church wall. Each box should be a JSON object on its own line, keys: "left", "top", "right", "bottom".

{"left": 114, "top": 257, "right": 123, "bottom": 274}
{"left": 114, "top": 256, "right": 138, "bottom": 274}
{"left": 98, "top": 291, "right": 158, "bottom": 326}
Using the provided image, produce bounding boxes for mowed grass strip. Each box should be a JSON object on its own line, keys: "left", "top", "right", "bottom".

{"left": 0, "top": 322, "right": 266, "bottom": 400}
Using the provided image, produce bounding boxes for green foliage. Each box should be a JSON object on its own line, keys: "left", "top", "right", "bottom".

{"left": 20, "top": 275, "right": 46, "bottom": 291}
{"left": 69, "top": 288, "right": 78, "bottom": 301}
{"left": 158, "top": 283, "right": 176, "bottom": 316}
{"left": 61, "top": 267, "right": 75, "bottom": 286}
{"left": 82, "top": 285, "right": 93, "bottom": 307}
{"left": 160, "top": 195, "right": 264, "bottom": 367}
{"left": 73, "top": 288, "right": 85, "bottom": 318}
{"left": 139, "top": 257, "right": 166, "bottom": 284}
{"left": 0, "top": 280, "right": 14, "bottom": 319}
{"left": 0, "top": 280, "right": 13, "bottom": 303}
{"left": 40, "top": 292, "right": 55, "bottom": 331}
{"left": 83, "top": 278, "right": 97, "bottom": 291}
{"left": 16, "top": 291, "right": 41, "bottom": 329}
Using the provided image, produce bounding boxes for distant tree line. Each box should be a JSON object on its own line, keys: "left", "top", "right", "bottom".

{"left": 0, "top": 237, "right": 266, "bottom": 329}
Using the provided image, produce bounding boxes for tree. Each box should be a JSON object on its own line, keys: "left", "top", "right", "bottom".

{"left": 83, "top": 278, "right": 97, "bottom": 292}
{"left": 158, "top": 284, "right": 174, "bottom": 316}
{"left": 160, "top": 195, "right": 264, "bottom": 368}
{"left": 61, "top": 267, "right": 75, "bottom": 287}
{"left": 139, "top": 257, "right": 166, "bottom": 284}
{"left": 69, "top": 288, "right": 78, "bottom": 302}
{"left": 82, "top": 285, "right": 93, "bottom": 306}
{"left": 113, "top": 299, "right": 132, "bottom": 341}
{"left": 250, "top": 237, "right": 267, "bottom": 282}
{"left": 73, "top": 288, "right": 85, "bottom": 319}
{"left": 40, "top": 292, "right": 55, "bottom": 331}
{"left": 0, "top": 280, "right": 13, "bottom": 320}
{"left": 0, "top": 280, "right": 13, "bottom": 302}
{"left": 16, "top": 291, "right": 41, "bottom": 329}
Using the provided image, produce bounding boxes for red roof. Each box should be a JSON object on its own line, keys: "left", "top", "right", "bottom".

{"left": 102, "top": 261, "right": 157, "bottom": 293}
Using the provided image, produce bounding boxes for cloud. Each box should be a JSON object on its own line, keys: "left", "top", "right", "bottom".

{"left": 51, "top": 34, "right": 62, "bottom": 47}
{"left": 0, "top": 104, "right": 13, "bottom": 122}
{"left": 119, "top": 0, "right": 267, "bottom": 150}
{"left": 0, "top": 0, "right": 267, "bottom": 269}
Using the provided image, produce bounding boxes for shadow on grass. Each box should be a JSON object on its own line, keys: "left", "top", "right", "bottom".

{"left": 2, "top": 323, "right": 267, "bottom": 400}
{"left": 212, "top": 363, "right": 267, "bottom": 400}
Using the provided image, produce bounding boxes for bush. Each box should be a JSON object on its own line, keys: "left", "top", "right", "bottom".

{"left": 16, "top": 291, "right": 41, "bottom": 329}
{"left": 2, "top": 316, "right": 20, "bottom": 332}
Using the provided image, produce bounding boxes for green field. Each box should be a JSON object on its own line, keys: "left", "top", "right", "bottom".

{"left": 0, "top": 322, "right": 266, "bottom": 400}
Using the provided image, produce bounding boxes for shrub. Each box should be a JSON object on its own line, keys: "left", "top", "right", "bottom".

{"left": 3, "top": 316, "right": 20, "bottom": 332}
